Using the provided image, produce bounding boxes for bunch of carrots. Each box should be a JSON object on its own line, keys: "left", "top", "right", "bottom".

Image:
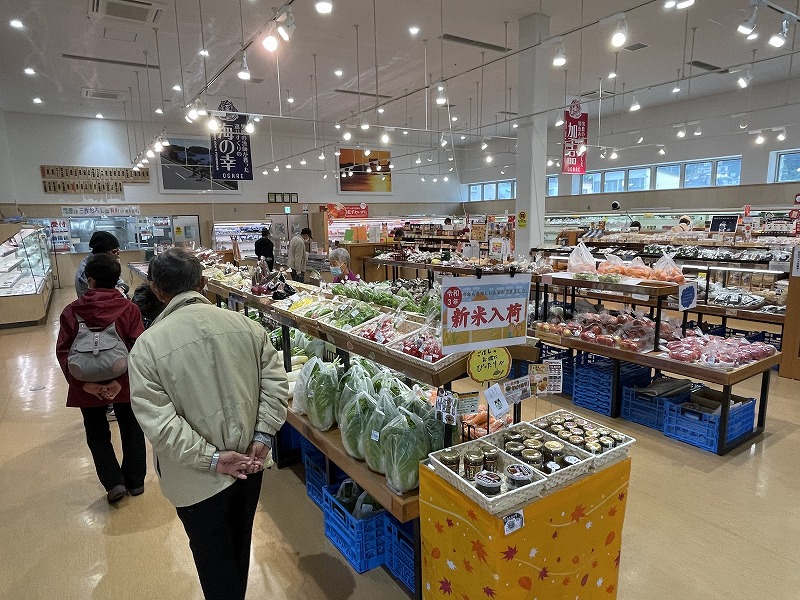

{"left": 461, "top": 405, "right": 513, "bottom": 439}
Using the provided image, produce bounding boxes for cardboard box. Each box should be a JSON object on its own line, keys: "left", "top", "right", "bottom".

{"left": 689, "top": 388, "right": 751, "bottom": 415}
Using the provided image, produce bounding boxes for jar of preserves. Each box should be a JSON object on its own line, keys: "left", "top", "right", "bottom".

{"left": 505, "top": 463, "right": 535, "bottom": 488}
{"left": 523, "top": 438, "right": 544, "bottom": 452}
{"left": 464, "top": 450, "right": 485, "bottom": 481}
{"left": 482, "top": 446, "right": 499, "bottom": 472}
{"left": 475, "top": 470, "right": 502, "bottom": 496}
{"left": 521, "top": 449, "right": 544, "bottom": 468}
{"left": 505, "top": 441, "right": 525, "bottom": 457}
{"left": 439, "top": 448, "right": 461, "bottom": 473}
{"left": 504, "top": 431, "right": 525, "bottom": 445}
{"left": 543, "top": 440, "right": 566, "bottom": 463}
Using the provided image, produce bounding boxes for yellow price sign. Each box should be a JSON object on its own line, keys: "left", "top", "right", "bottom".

{"left": 518, "top": 211, "right": 528, "bottom": 228}
{"left": 467, "top": 347, "right": 512, "bottom": 383}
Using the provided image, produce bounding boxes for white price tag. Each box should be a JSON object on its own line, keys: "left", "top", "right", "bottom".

{"left": 457, "top": 391, "right": 480, "bottom": 415}
{"left": 503, "top": 511, "right": 525, "bottom": 536}
{"left": 631, "top": 294, "right": 650, "bottom": 302}
{"left": 725, "top": 308, "right": 737, "bottom": 317}
{"left": 485, "top": 383, "right": 510, "bottom": 418}
{"left": 370, "top": 430, "right": 380, "bottom": 442}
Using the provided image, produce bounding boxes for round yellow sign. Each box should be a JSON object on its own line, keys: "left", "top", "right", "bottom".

{"left": 467, "top": 347, "right": 512, "bottom": 383}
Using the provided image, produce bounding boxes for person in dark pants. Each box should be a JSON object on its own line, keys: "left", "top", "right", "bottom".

{"left": 253, "top": 228, "right": 274, "bottom": 271}
{"left": 288, "top": 227, "right": 311, "bottom": 283}
{"left": 129, "top": 248, "right": 288, "bottom": 600}
{"left": 56, "top": 253, "right": 146, "bottom": 504}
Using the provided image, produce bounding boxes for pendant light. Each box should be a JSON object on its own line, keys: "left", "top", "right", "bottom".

{"left": 237, "top": 52, "right": 250, "bottom": 80}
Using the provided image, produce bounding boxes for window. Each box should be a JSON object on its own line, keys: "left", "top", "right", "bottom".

{"left": 581, "top": 173, "right": 601, "bottom": 194}
{"left": 715, "top": 158, "right": 741, "bottom": 186}
{"left": 469, "top": 184, "right": 481, "bottom": 201}
{"left": 547, "top": 176, "right": 559, "bottom": 197}
{"left": 684, "top": 161, "right": 713, "bottom": 188}
{"left": 777, "top": 151, "right": 800, "bottom": 182}
{"left": 603, "top": 170, "right": 625, "bottom": 193}
{"left": 628, "top": 168, "right": 651, "bottom": 191}
{"left": 483, "top": 183, "right": 497, "bottom": 201}
{"left": 655, "top": 164, "right": 681, "bottom": 190}
{"left": 497, "top": 181, "right": 513, "bottom": 199}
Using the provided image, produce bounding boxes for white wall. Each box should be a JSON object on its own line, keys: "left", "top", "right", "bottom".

{"left": 0, "top": 111, "right": 17, "bottom": 206}
{"left": 1, "top": 111, "right": 462, "bottom": 208}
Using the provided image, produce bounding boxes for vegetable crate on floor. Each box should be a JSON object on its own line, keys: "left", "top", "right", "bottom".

{"left": 384, "top": 515, "right": 416, "bottom": 593}
{"left": 539, "top": 343, "right": 574, "bottom": 396}
{"left": 301, "top": 438, "right": 346, "bottom": 509}
{"left": 663, "top": 389, "right": 756, "bottom": 452}
{"left": 572, "top": 353, "right": 650, "bottom": 416}
{"left": 323, "top": 484, "right": 386, "bottom": 573}
{"left": 621, "top": 377, "right": 692, "bottom": 430}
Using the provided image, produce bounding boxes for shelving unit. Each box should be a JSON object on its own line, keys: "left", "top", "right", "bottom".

{"left": 0, "top": 225, "right": 54, "bottom": 326}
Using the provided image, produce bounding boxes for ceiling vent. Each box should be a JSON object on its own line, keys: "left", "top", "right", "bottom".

{"left": 334, "top": 88, "right": 393, "bottom": 100}
{"left": 88, "top": 0, "right": 165, "bottom": 25}
{"left": 623, "top": 42, "right": 649, "bottom": 52}
{"left": 580, "top": 89, "right": 617, "bottom": 100}
{"left": 441, "top": 34, "right": 510, "bottom": 53}
{"left": 687, "top": 60, "right": 729, "bottom": 73}
{"left": 82, "top": 88, "right": 129, "bottom": 101}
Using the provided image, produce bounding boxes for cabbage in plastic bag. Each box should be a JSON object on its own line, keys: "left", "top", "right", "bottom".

{"left": 306, "top": 361, "right": 340, "bottom": 431}
{"left": 363, "top": 388, "right": 400, "bottom": 474}
{"left": 381, "top": 408, "right": 430, "bottom": 495}
{"left": 337, "top": 364, "right": 375, "bottom": 423}
{"left": 335, "top": 479, "right": 362, "bottom": 514}
{"left": 339, "top": 391, "right": 377, "bottom": 460}
{"left": 401, "top": 387, "right": 445, "bottom": 453}
{"left": 372, "top": 370, "right": 411, "bottom": 401}
{"left": 291, "top": 356, "right": 321, "bottom": 415}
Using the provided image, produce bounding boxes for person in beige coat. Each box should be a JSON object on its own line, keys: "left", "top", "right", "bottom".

{"left": 128, "top": 248, "right": 288, "bottom": 600}
{"left": 288, "top": 227, "right": 312, "bottom": 282}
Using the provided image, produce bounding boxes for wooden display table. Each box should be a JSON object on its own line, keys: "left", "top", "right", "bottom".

{"left": 420, "top": 458, "right": 632, "bottom": 600}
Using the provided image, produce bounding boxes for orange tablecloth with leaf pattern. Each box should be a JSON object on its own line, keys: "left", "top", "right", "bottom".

{"left": 420, "top": 458, "right": 631, "bottom": 600}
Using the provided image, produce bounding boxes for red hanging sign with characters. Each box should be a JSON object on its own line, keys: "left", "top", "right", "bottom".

{"left": 562, "top": 98, "right": 588, "bottom": 175}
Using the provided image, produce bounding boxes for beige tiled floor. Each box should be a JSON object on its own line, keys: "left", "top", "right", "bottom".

{"left": 1, "top": 287, "right": 798, "bottom": 599}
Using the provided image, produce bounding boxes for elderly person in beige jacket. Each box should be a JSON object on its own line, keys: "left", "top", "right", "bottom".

{"left": 288, "top": 227, "right": 312, "bottom": 282}
{"left": 129, "top": 248, "right": 288, "bottom": 600}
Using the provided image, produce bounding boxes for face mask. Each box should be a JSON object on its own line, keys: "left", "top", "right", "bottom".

{"left": 330, "top": 267, "right": 342, "bottom": 277}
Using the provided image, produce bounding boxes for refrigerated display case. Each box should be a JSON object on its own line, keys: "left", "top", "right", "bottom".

{"left": 0, "top": 224, "right": 53, "bottom": 325}
{"left": 212, "top": 221, "right": 274, "bottom": 257}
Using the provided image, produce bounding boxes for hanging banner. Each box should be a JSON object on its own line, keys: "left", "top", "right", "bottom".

{"left": 562, "top": 98, "right": 588, "bottom": 175}
{"left": 210, "top": 101, "right": 253, "bottom": 181}
{"left": 441, "top": 274, "right": 531, "bottom": 354}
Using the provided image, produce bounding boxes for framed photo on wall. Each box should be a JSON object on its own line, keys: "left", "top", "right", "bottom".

{"left": 290, "top": 193, "right": 299, "bottom": 203}
{"left": 338, "top": 147, "right": 392, "bottom": 194}
{"left": 268, "top": 193, "right": 276, "bottom": 203}
{"left": 275, "top": 193, "right": 285, "bottom": 203}
{"left": 157, "top": 135, "right": 241, "bottom": 194}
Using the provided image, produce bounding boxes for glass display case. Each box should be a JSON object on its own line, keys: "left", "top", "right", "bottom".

{"left": 213, "top": 221, "right": 274, "bottom": 256}
{"left": 0, "top": 224, "right": 53, "bottom": 325}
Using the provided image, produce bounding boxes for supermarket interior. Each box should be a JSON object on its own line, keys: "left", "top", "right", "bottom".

{"left": 2, "top": 1, "right": 800, "bottom": 599}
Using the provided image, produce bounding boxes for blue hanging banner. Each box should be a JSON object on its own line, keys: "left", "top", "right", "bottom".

{"left": 210, "top": 100, "right": 253, "bottom": 181}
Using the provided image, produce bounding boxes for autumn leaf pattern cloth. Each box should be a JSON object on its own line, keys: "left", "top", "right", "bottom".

{"left": 419, "top": 459, "right": 631, "bottom": 599}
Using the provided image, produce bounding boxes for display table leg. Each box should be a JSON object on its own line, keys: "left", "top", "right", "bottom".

{"left": 718, "top": 370, "right": 770, "bottom": 455}
{"left": 715, "top": 385, "right": 733, "bottom": 455}
{"left": 610, "top": 359, "right": 621, "bottom": 418}
{"left": 281, "top": 324, "right": 292, "bottom": 373}
{"left": 413, "top": 518, "right": 422, "bottom": 600}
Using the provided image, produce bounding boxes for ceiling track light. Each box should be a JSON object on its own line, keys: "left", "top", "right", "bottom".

{"left": 610, "top": 149, "right": 619, "bottom": 160}
{"left": 610, "top": 17, "right": 629, "bottom": 48}
{"left": 769, "top": 17, "right": 789, "bottom": 48}
{"left": 435, "top": 80, "right": 447, "bottom": 106}
{"left": 343, "top": 130, "right": 352, "bottom": 141}
{"left": 675, "top": 0, "right": 695, "bottom": 8}
{"left": 237, "top": 52, "right": 250, "bottom": 80}
{"left": 738, "top": 4, "right": 758, "bottom": 35}
{"left": 245, "top": 118, "right": 255, "bottom": 134}
{"left": 555, "top": 113, "right": 565, "bottom": 127}
{"left": 658, "top": 147, "right": 667, "bottom": 155}
{"left": 277, "top": 12, "right": 296, "bottom": 42}
{"left": 777, "top": 128, "right": 787, "bottom": 141}
{"left": 599, "top": 149, "right": 607, "bottom": 159}
{"left": 629, "top": 95, "right": 641, "bottom": 112}
{"left": 552, "top": 40, "right": 567, "bottom": 67}
{"left": 737, "top": 69, "right": 753, "bottom": 88}
{"left": 319, "top": 150, "right": 326, "bottom": 160}
{"left": 207, "top": 115, "right": 220, "bottom": 131}
{"left": 263, "top": 22, "right": 279, "bottom": 52}
{"left": 547, "top": 158, "right": 554, "bottom": 167}
{"left": 360, "top": 120, "right": 370, "bottom": 130}
{"left": 694, "top": 124, "right": 702, "bottom": 136}
{"left": 485, "top": 155, "right": 493, "bottom": 163}
{"left": 300, "top": 156, "right": 307, "bottom": 165}
{"left": 755, "top": 131, "right": 766, "bottom": 144}
{"left": 381, "top": 133, "right": 390, "bottom": 144}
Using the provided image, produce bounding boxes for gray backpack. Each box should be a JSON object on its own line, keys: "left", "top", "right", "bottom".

{"left": 67, "top": 315, "right": 129, "bottom": 382}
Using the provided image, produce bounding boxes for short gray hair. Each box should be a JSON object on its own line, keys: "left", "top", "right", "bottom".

{"left": 329, "top": 247, "right": 351, "bottom": 266}
{"left": 149, "top": 248, "right": 203, "bottom": 296}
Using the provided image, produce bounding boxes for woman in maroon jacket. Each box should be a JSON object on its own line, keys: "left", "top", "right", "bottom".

{"left": 56, "top": 253, "right": 146, "bottom": 504}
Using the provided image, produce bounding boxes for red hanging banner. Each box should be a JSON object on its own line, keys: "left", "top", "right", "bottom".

{"left": 562, "top": 98, "right": 588, "bottom": 175}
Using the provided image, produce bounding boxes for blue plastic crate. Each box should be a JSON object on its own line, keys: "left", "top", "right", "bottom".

{"left": 621, "top": 378, "right": 691, "bottom": 430}
{"left": 323, "top": 484, "right": 386, "bottom": 573}
{"left": 572, "top": 353, "right": 650, "bottom": 416}
{"left": 303, "top": 451, "right": 327, "bottom": 509}
{"left": 384, "top": 516, "right": 416, "bottom": 593}
{"left": 663, "top": 390, "right": 756, "bottom": 452}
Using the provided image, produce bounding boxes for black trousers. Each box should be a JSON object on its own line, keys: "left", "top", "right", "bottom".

{"left": 176, "top": 472, "right": 264, "bottom": 600}
{"left": 290, "top": 269, "right": 304, "bottom": 283}
{"left": 80, "top": 403, "right": 146, "bottom": 492}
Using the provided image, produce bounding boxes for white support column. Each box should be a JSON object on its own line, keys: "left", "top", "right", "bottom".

{"left": 515, "top": 13, "right": 551, "bottom": 254}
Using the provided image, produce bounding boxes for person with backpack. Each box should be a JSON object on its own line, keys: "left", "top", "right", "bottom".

{"left": 56, "top": 253, "right": 147, "bottom": 504}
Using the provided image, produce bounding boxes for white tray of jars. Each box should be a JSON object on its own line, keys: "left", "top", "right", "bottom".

{"left": 531, "top": 410, "right": 635, "bottom": 471}
{"left": 427, "top": 439, "right": 548, "bottom": 516}
{"left": 481, "top": 423, "right": 593, "bottom": 489}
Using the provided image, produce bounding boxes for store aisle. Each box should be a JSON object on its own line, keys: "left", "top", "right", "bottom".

{"left": 1, "top": 288, "right": 800, "bottom": 599}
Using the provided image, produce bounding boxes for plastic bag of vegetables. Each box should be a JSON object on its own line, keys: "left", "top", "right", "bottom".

{"left": 291, "top": 357, "right": 321, "bottom": 415}
{"left": 372, "top": 370, "right": 411, "bottom": 401}
{"left": 363, "top": 388, "right": 400, "bottom": 473}
{"left": 334, "top": 479, "right": 362, "bottom": 514}
{"left": 401, "top": 388, "right": 445, "bottom": 453}
{"left": 306, "top": 360, "right": 341, "bottom": 431}
{"left": 353, "top": 490, "right": 383, "bottom": 519}
{"left": 337, "top": 364, "right": 375, "bottom": 423}
{"left": 339, "top": 391, "right": 377, "bottom": 460}
{"left": 382, "top": 408, "right": 430, "bottom": 495}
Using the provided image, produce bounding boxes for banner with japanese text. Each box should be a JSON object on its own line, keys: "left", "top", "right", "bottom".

{"left": 210, "top": 100, "right": 253, "bottom": 181}
{"left": 562, "top": 98, "right": 588, "bottom": 175}
{"left": 441, "top": 274, "right": 531, "bottom": 354}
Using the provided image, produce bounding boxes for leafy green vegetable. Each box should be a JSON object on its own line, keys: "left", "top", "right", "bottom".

{"left": 340, "top": 391, "right": 377, "bottom": 460}
{"left": 381, "top": 409, "right": 429, "bottom": 494}
{"left": 326, "top": 300, "right": 380, "bottom": 330}
{"left": 402, "top": 390, "right": 445, "bottom": 453}
{"left": 291, "top": 357, "right": 321, "bottom": 416}
{"left": 306, "top": 361, "right": 340, "bottom": 431}
{"left": 338, "top": 364, "right": 375, "bottom": 423}
{"left": 363, "top": 389, "right": 400, "bottom": 474}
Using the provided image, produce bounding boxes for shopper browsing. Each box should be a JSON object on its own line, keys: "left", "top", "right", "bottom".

{"left": 128, "top": 248, "right": 288, "bottom": 600}
{"left": 56, "top": 253, "right": 147, "bottom": 504}
{"left": 131, "top": 262, "right": 166, "bottom": 329}
{"left": 74, "top": 231, "right": 129, "bottom": 297}
{"left": 253, "top": 227, "right": 274, "bottom": 271}
{"left": 288, "top": 227, "right": 312, "bottom": 283}
{"left": 671, "top": 215, "right": 692, "bottom": 232}
{"left": 329, "top": 247, "right": 359, "bottom": 282}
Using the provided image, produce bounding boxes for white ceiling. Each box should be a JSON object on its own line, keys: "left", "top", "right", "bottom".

{"left": 1, "top": 0, "right": 799, "bottom": 150}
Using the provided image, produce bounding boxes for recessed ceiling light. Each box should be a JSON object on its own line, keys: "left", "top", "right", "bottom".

{"left": 32, "top": 97, "right": 42, "bottom": 104}
{"left": 24, "top": 67, "right": 35, "bottom": 75}
{"left": 334, "top": 69, "right": 343, "bottom": 77}
{"left": 381, "top": 133, "right": 390, "bottom": 144}
{"left": 672, "top": 84, "right": 681, "bottom": 93}
{"left": 377, "top": 107, "right": 385, "bottom": 114}
{"left": 95, "top": 113, "right": 104, "bottom": 119}
{"left": 451, "top": 116, "right": 458, "bottom": 122}
{"left": 287, "top": 96, "right": 294, "bottom": 103}
{"left": 172, "top": 84, "right": 181, "bottom": 91}
{"left": 343, "top": 131, "right": 352, "bottom": 140}
{"left": 409, "top": 26, "right": 420, "bottom": 35}
{"left": 608, "top": 71, "right": 617, "bottom": 79}
{"left": 315, "top": 1, "right": 333, "bottom": 14}
{"left": 199, "top": 49, "right": 209, "bottom": 56}
{"left": 460, "top": 135, "right": 466, "bottom": 140}
{"left": 155, "top": 107, "right": 163, "bottom": 114}
{"left": 9, "top": 19, "right": 23, "bottom": 29}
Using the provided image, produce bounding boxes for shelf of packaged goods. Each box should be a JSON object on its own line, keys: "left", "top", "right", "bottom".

{"left": 363, "top": 257, "right": 512, "bottom": 279}
{"left": 0, "top": 257, "right": 23, "bottom": 273}
{"left": 286, "top": 408, "right": 419, "bottom": 522}
{"left": 534, "top": 273, "right": 679, "bottom": 299}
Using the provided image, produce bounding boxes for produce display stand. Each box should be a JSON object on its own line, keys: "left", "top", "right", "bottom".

{"left": 362, "top": 257, "right": 512, "bottom": 287}
{"left": 419, "top": 458, "right": 632, "bottom": 600}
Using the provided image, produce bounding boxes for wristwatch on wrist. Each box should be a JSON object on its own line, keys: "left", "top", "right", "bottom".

{"left": 209, "top": 451, "right": 220, "bottom": 472}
